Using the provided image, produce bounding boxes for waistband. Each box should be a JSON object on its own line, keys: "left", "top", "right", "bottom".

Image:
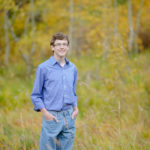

{"left": 47, "top": 107, "right": 73, "bottom": 115}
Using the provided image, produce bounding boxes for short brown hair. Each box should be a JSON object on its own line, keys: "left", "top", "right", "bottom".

{"left": 50, "top": 32, "right": 69, "bottom": 46}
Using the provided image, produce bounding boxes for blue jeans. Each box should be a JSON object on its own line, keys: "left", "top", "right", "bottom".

{"left": 39, "top": 108, "right": 76, "bottom": 150}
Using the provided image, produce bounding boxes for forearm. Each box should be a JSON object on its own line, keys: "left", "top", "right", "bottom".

{"left": 40, "top": 107, "right": 48, "bottom": 114}
{"left": 73, "top": 106, "right": 78, "bottom": 111}
{"left": 31, "top": 66, "right": 45, "bottom": 112}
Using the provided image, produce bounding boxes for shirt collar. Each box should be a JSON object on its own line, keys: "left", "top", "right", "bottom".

{"left": 65, "top": 57, "right": 69, "bottom": 65}
{"left": 49, "top": 56, "right": 69, "bottom": 66}
{"left": 49, "top": 56, "right": 57, "bottom": 65}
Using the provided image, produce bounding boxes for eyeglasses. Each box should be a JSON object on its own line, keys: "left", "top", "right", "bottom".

{"left": 54, "top": 43, "right": 68, "bottom": 47}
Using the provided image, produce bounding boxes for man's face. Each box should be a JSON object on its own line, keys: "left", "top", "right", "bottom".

{"left": 51, "top": 39, "right": 69, "bottom": 58}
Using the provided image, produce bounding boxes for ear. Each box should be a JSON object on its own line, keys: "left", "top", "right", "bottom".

{"left": 51, "top": 46, "right": 55, "bottom": 51}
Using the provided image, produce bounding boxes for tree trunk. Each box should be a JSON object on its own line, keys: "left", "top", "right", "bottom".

{"left": 21, "top": 0, "right": 36, "bottom": 77}
{"left": 128, "top": 0, "right": 134, "bottom": 52}
{"left": 4, "top": 10, "right": 10, "bottom": 66}
{"left": 114, "top": 0, "right": 118, "bottom": 39}
{"left": 102, "top": 0, "right": 111, "bottom": 59}
{"left": 113, "top": 0, "right": 125, "bottom": 53}
{"left": 68, "top": 0, "right": 73, "bottom": 56}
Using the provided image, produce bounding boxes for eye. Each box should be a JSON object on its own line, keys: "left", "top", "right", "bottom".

{"left": 54, "top": 43, "right": 68, "bottom": 47}
{"left": 63, "top": 43, "right": 68, "bottom": 46}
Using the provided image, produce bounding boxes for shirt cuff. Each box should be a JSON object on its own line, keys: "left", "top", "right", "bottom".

{"left": 72, "top": 98, "right": 77, "bottom": 107}
{"left": 34, "top": 102, "right": 45, "bottom": 112}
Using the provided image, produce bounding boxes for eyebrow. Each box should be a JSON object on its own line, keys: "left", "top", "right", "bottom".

{"left": 55, "top": 42, "right": 68, "bottom": 43}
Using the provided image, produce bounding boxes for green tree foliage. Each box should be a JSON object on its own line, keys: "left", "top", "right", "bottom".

{"left": 0, "top": 0, "right": 149, "bottom": 66}
{"left": 0, "top": 0, "right": 150, "bottom": 149}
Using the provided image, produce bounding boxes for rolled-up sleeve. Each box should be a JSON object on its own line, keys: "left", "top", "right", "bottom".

{"left": 31, "top": 66, "right": 45, "bottom": 112}
{"left": 72, "top": 67, "right": 77, "bottom": 107}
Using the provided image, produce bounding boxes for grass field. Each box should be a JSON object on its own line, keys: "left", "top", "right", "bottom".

{"left": 0, "top": 51, "right": 150, "bottom": 150}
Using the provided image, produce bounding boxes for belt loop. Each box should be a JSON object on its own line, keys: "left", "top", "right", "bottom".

{"left": 62, "top": 111, "right": 65, "bottom": 117}
{"left": 56, "top": 111, "right": 58, "bottom": 118}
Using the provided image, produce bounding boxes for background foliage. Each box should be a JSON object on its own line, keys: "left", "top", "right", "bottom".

{"left": 0, "top": 0, "right": 150, "bottom": 149}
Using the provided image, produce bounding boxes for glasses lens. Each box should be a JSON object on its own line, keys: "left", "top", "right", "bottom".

{"left": 55, "top": 43, "right": 68, "bottom": 47}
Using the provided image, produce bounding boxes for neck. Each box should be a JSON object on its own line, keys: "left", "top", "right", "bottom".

{"left": 53, "top": 54, "right": 66, "bottom": 64}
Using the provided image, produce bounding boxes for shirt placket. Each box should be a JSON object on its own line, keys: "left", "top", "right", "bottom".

{"left": 62, "top": 67, "right": 67, "bottom": 109}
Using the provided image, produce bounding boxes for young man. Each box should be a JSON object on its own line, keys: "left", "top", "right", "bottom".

{"left": 31, "top": 32, "right": 78, "bottom": 150}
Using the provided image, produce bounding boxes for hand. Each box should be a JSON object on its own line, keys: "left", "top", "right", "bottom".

{"left": 41, "top": 108, "right": 58, "bottom": 122}
{"left": 72, "top": 107, "right": 78, "bottom": 119}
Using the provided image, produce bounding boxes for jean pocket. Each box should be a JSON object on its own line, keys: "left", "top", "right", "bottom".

{"left": 45, "top": 118, "right": 54, "bottom": 122}
{"left": 69, "top": 112, "right": 77, "bottom": 121}
{"left": 43, "top": 115, "right": 55, "bottom": 123}
{"left": 72, "top": 116, "right": 76, "bottom": 121}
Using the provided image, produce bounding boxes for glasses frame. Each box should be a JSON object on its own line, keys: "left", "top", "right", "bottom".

{"left": 54, "top": 43, "right": 69, "bottom": 47}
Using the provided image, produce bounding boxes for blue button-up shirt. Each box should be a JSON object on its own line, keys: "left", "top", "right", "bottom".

{"left": 31, "top": 56, "right": 77, "bottom": 112}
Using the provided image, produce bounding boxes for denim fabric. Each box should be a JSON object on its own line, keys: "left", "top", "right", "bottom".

{"left": 39, "top": 108, "right": 76, "bottom": 150}
{"left": 31, "top": 56, "right": 78, "bottom": 112}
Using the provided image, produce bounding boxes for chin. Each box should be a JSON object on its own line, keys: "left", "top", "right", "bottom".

{"left": 59, "top": 53, "right": 66, "bottom": 57}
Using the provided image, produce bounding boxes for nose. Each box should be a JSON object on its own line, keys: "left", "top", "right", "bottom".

{"left": 60, "top": 44, "right": 64, "bottom": 48}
